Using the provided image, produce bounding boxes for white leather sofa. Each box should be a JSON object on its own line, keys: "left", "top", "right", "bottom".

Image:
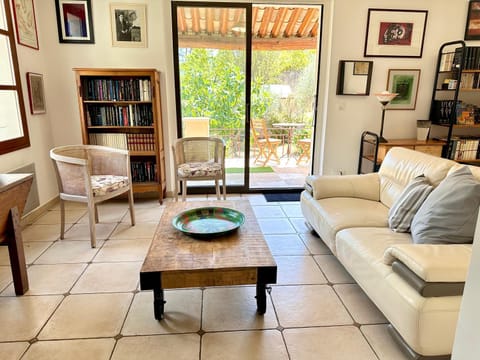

{"left": 300, "top": 147, "right": 479, "bottom": 359}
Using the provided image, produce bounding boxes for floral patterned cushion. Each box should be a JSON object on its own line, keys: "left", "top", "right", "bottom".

{"left": 178, "top": 162, "right": 222, "bottom": 177}
{"left": 91, "top": 175, "right": 129, "bottom": 196}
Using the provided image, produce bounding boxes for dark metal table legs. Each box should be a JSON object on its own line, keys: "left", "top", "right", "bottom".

{"left": 153, "top": 287, "right": 165, "bottom": 320}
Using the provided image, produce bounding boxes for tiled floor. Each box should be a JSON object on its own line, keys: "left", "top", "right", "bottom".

{"left": 0, "top": 194, "right": 409, "bottom": 360}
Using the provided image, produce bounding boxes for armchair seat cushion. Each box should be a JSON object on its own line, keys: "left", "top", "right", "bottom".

{"left": 178, "top": 162, "right": 222, "bottom": 178}
{"left": 91, "top": 175, "right": 129, "bottom": 196}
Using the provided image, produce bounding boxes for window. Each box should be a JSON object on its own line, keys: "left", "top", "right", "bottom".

{"left": 0, "top": 0, "right": 30, "bottom": 155}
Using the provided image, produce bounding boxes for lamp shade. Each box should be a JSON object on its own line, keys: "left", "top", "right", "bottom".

{"left": 375, "top": 91, "right": 398, "bottom": 106}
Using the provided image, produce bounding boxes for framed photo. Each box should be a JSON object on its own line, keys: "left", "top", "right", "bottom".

{"left": 12, "top": 0, "right": 39, "bottom": 49}
{"left": 386, "top": 69, "right": 421, "bottom": 110}
{"left": 465, "top": 1, "right": 480, "bottom": 40}
{"left": 364, "top": 9, "right": 428, "bottom": 58}
{"left": 54, "top": 0, "right": 95, "bottom": 44}
{"left": 110, "top": 3, "right": 147, "bottom": 48}
{"left": 26, "top": 72, "right": 46, "bottom": 114}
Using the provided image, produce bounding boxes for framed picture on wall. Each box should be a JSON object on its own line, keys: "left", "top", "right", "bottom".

{"left": 12, "top": 0, "right": 39, "bottom": 49}
{"left": 465, "top": 0, "right": 480, "bottom": 40}
{"left": 110, "top": 3, "right": 147, "bottom": 48}
{"left": 386, "top": 69, "right": 421, "bottom": 110}
{"left": 364, "top": 9, "right": 428, "bottom": 58}
{"left": 54, "top": 0, "right": 95, "bottom": 43}
{"left": 26, "top": 72, "right": 46, "bottom": 114}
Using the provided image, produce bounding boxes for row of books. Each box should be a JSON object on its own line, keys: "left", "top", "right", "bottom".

{"left": 431, "top": 100, "right": 480, "bottom": 125}
{"left": 439, "top": 46, "right": 480, "bottom": 72}
{"left": 131, "top": 162, "right": 157, "bottom": 182}
{"left": 460, "top": 72, "right": 480, "bottom": 89}
{"left": 86, "top": 104, "right": 153, "bottom": 127}
{"left": 89, "top": 133, "right": 156, "bottom": 152}
{"left": 447, "top": 137, "right": 480, "bottom": 161}
{"left": 82, "top": 78, "right": 152, "bottom": 101}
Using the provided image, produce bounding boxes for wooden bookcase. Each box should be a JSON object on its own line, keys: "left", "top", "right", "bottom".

{"left": 429, "top": 41, "right": 480, "bottom": 164}
{"left": 74, "top": 68, "right": 166, "bottom": 203}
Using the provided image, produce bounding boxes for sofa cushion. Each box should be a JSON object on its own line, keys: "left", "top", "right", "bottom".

{"left": 411, "top": 166, "right": 480, "bottom": 244}
{"left": 388, "top": 175, "right": 433, "bottom": 232}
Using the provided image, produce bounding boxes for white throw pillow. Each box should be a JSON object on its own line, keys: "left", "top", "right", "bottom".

{"left": 388, "top": 175, "right": 433, "bottom": 233}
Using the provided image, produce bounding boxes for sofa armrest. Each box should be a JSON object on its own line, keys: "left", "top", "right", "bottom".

{"left": 304, "top": 173, "right": 380, "bottom": 201}
{"left": 383, "top": 244, "right": 471, "bottom": 283}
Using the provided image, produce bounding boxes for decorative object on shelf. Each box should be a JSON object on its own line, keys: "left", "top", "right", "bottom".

{"left": 110, "top": 3, "right": 147, "bottom": 48}
{"left": 364, "top": 9, "right": 428, "bottom": 58}
{"left": 12, "top": 0, "right": 39, "bottom": 49}
{"left": 172, "top": 207, "right": 245, "bottom": 239}
{"left": 417, "top": 120, "right": 431, "bottom": 141}
{"left": 465, "top": 0, "right": 480, "bottom": 40}
{"left": 26, "top": 72, "right": 46, "bottom": 114}
{"left": 375, "top": 91, "right": 398, "bottom": 143}
{"left": 386, "top": 69, "right": 421, "bottom": 110}
{"left": 54, "top": 0, "right": 94, "bottom": 44}
{"left": 336, "top": 60, "right": 373, "bottom": 96}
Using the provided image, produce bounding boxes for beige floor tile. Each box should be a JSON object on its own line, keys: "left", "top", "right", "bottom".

{"left": 300, "top": 232, "right": 332, "bottom": 255}
{"left": 1, "top": 264, "right": 86, "bottom": 296}
{"left": 361, "top": 324, "right": 409, "bottom": 360}
{"left": 111, "top": 334, "right": 200, "bottom": 360}
{"left": 34, "top": 241, "right": 99, "bottom": 264}
{"left": 246, "top": 193, "right": 269, "bottom": 204}
{"left": 63, "top": 223, "right": 117, "bottom": 241}
{"left": 71, "top": 262, "right": 141, "bottom": 293}
{"left": 252, "top": 205, "right": 286, "bottom": 218}
{"left": 0, "top": 266, "right": 12, "bottom": 292}
{"left": 0, "top": 342, "right": 29, "bottom": 360}
{"left": 49, "top": 201, "right": 86, "bottom": 211}
{"left": 274, "top": 256, "right": 327, "bottom": 285}
{"left": 0, "top": 295, "right": 63, "bottom": 341}
{"left": 132, "top": 198, "right": 165, "bottom": 209}
{"left": 202, "top": 330, "right": 289, "bottom": 360}
{"left": 33, "top": 210, "right": 86, "bottom": 225}
{"left": 109, "top": 223, "right": 157, "bottom": 240}
{"left": 22, "top": 339, "right": 115, "bottom": 360}
{"left": 314, "top": 255, "right": 355, "bottom": 284}
{"left": 334, "top": 284, "right": 388, "bottom": 324}
{"left": 280, "top": 203, "right": 303, "bottom": 217}
{"left": 21, "top": 224, "right": 64, "bottom": 242}
{"left": 122, "top": 206, "right": 164, "bottom": 223}
{"left": 289, "top": 218, "right": 310, "bottom": 233}
{"left": 257, "top": 218, "right": 296, "bottom": 234}
{"left": 264, "top": 234, "right": 309, "bottom": 255}
{"left": 122, "top": 289, "right": 201, "bottom": 335}
{"left": 38, "top": 293, "right": 132, "bottom": 340}
{"left": 93, "top": 239, "right": 151, "bottom": 262}
{"left": 272, "top": 285, "right": 352, "bottom": 327}
{"left": 202, "top": 286, "right": 278, "bottom": 331}
{"left": 0, "top": 241, "right": 52, "bottom": 266}
{"left": 284, "top": 326, "right": 378, "bottom": 360}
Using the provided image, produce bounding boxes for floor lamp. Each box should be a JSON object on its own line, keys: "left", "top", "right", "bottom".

{"left": 375, "top": 91, "right": 398, "bottom": 143}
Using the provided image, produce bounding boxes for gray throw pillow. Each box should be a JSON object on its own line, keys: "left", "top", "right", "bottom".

{"left": 411, "top": 166, "right": 480, "bottom": 244}
{"left": 388, "top": 175, "right": 433, "bottom": 233}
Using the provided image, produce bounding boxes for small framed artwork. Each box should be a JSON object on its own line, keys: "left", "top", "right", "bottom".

{"left": 26, "top": 72, "right": 46, "bottom": 114}
{"left": 12, "top": 0, "right": 39, "bottom": 49}
{"left": 465, "top": 1, "right": 480, "bottom": 40}
{"left": 386, "top": 69, "right": 421, "bottom": 110}
{"left": 54, "top": 0, "right": 95, "bottom": 44}
{"left": 110, "top": 3, "right": 147, "bottom": 48}
{"left": 364, "top": 9, "right": 428, "bottom": 58}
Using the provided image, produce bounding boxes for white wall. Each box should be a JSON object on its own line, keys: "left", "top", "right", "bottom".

{"left": 1, "top": 0, "right": 475, "bottom": 206}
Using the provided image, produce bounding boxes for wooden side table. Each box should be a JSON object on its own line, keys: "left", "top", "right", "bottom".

{"left": 0, "top": 173, "right": 33, "bottom": 295}
{"left": 376, "top": 139, "right": 446, "bottom": 163}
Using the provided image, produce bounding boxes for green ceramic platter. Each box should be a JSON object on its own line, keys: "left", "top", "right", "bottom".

{"left": 172, "top": 207, "right": 245, "bottom": 239}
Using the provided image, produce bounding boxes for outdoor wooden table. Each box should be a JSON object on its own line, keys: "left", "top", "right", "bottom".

{"left": 272, "top": 122, "right": 305, "bottom": 158}
{"left": 140, "top": 200, "right": 277, "bottom": 320}
{"left": 0, "top": 173, "right": 33, "bottom": 295}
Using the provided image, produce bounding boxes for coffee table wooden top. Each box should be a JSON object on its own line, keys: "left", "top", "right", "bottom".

{"left": 140, "top": 200, "right": 276, "bottom": 289}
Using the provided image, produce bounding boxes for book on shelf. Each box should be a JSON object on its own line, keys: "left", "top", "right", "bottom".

{"left": 442, "top": 136, "right": 480, "bottom": 161}
{"left": 86, "top": 104, "right": 153, "bottom": 126}
{"left": 82, "top": 78, "right": 152, "bottom": 101}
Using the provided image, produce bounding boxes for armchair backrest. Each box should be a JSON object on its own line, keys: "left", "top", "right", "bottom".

{"left": 173, "top": 137, "right": 225, "bottom": 165}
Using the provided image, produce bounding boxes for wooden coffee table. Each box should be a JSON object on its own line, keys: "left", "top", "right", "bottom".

{"left": 140, "top": 200, "right": 277, "bottom": 320}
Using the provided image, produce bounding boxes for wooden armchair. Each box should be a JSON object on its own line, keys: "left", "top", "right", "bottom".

{"left": 50, "top": 145, "right": 135, "bottom": 248}
{"left": 250, "top": 119, "right": 282, "bottom": 166}
{"left": 172, "top": 137, "right": 226, "bottom": 201}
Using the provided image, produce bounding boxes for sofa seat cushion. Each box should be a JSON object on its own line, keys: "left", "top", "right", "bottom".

{"left": 335, "top": 227, "right": 462, "bottom": 356}
{"left": 300, "top": 192, "right": 389, "bottom": 254}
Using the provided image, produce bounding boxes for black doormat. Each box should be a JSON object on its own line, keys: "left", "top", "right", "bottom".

{"left": 263, "top": 191, "right": 301, "bottom": 202}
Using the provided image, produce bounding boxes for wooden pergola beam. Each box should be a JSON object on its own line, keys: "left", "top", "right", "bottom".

{"left": 178, "top": 36, "right": 317, "bottom": 50}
